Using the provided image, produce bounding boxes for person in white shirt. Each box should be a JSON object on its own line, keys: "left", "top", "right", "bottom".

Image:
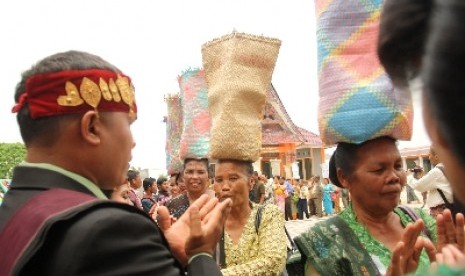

{"left": 297, "top": 180, "right": 309, "bottom": 219}
{"left": 409, "top": 146, "right": 453, "bottom": 218}
{"left": 406, "top": 166, "right": 427, "bottom": 207}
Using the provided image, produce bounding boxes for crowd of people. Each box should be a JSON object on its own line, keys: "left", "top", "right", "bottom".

{"left": 246, "top": 174, "right": 349, "bottom": 221}
{"left": 127, "top": 168, "right": 351, "bottom": 225}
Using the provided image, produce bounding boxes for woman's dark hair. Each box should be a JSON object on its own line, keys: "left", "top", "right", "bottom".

{"left": 378, "top": 0, "right": 433, "bottom": 86}
{"left": 216, "top": 159, "right": 254, "bottom": 177}
{"left": 329, "top": 136, "right": 396, "bottom": 187}
{"left": 143, "top": 177, "right": 156, "bottom": 191}
{"left": 183, "top": 158, "right": 209, "bottom": 170}
{"left": 174, "top": 171, "right": 184, "bottom": 184}
{"left": 14, "top": 50, "right": 121, "bottom": 146}
{"left": 423, "top": 0, "right": 465, "bottom": 166}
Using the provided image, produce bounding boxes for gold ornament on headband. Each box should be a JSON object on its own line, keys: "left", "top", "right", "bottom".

{"left": 58, "top": 82, "right": 84, "bottom": 106}
{"left": 109, "top": 78, "right": 121, "bottom": 102}
{"left": 57, "top": 77, "right": 136, "bottom": 116}
{"left": 116, "top": 75, "right": 136, "bottom": 115}
{"left": 80, "top": 77, "right": 102, "bottom": 111}
{"left": 99, "top": 78, "right": 113, "bottom": 101}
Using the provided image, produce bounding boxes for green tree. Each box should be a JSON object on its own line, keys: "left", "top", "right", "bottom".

{"left": 0, "top": 143, "right": 26, "bottom": 178}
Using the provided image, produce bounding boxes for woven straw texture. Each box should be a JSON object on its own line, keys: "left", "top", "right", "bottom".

{"left": 316, "top": 0, "right": 413, "bottom": 145}
{"left": 178, "top": 68, "right": 211, "bottom": 160}
{"left": 165, "top": 94, "right": 183, "bottom": 174}
{"left": 202, "top": 32, "right": 281, "bottom": 161}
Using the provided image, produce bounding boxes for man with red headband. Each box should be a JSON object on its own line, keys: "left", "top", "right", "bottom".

{"left": 0, "top": 50, "right": 231, "bottom": 275}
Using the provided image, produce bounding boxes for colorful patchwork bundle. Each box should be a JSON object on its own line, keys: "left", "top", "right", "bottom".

{"left": 316, "top": 0, "right": 413, "bottom": 145}
{"left": 178, "top": 68, "right": 211, "bottom": 160}
{"left": 165, "top": 94, "right": 183, "bottom": 174}
{"left": 202, "top": 32, "right": 281, "bottom": 161}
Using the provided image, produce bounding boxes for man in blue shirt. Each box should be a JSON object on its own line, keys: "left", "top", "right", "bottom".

{"left": 282, "top": 177, "right": 294, "bottom": 220}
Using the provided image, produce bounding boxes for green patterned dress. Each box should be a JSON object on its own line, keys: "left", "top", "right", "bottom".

{"left": 289, "top": 205, "right": 436, "bottom": 276}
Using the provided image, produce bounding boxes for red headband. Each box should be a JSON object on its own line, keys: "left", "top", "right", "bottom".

{"left": 12, "top": 69, "right": 137, "bottom": 119}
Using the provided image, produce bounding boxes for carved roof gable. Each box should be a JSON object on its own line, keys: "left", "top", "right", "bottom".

{"left": 262, "top": 84, "right": 322, "bottom": 147}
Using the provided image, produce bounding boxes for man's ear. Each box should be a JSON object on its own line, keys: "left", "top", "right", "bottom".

{"left": 337, "top": 168, "right": 350, "bottom": 190}
{"left": 80, "top": 111, "right": 103, "bottom": 145}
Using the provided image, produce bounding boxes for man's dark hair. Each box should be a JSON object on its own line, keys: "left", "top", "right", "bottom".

{"left": 156, "top": 175, "right": 168, "bottom": 186}
{"left": 143, "top": 177, "right": 156, "bottom": 191}
{"left": 378, "top": 0, "right": 433, "bottom": 86}
{"left": 127, "top": 170, "right": 140, "bottom": 182}
{"left": 423, "top": 0, "right": 465, "bottom": 166}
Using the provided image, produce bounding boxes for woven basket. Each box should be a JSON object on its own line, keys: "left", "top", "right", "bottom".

{"left": 202, "top": 32, "right": 281, "bottom": 161}
{"left": 316, "top": 0, "right": 413, "bottom": 145}
{"left": 165, "top": 93, "right": 183, "bottom": 174}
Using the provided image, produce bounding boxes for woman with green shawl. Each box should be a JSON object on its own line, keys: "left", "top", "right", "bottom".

{"left": 290, "top": 137, "right": 438, "bottom": 275}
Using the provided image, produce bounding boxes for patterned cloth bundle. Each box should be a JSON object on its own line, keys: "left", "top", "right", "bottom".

{"left": 316, "top": 0, "right": 413, "bottom": 145}
{"left": 178, "top": 68, "right": 211, "bottom": 160}
{"left": 165, "top": 94, "right": 183, "bottom": 174}
{"left": 202, "top": 32, "right": 281, "bottom": 161}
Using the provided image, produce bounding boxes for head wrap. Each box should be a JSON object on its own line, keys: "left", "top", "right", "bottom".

{"left": 12, "top": 69, "right": 137, "bottom": 119}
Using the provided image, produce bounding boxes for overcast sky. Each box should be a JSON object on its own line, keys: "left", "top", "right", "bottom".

{"left": 0, "top": 0, "right": 430, "bottom": 170}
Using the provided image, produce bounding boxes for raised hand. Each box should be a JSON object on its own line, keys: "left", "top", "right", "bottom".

{"left": 436, "top": 209, "right": 465, "bottom": 252}
{"left": 386, "top": 220, "right": 435, "bottom": 275}
{"left": 157, "top": 194, "right": 232, "bottom": 266}
{"left": 436, "top": 244, "right": 465, "bottom": 268}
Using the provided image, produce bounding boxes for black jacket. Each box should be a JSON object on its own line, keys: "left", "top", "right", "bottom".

{"left": 0, "top": 166, "right": 221, "bottom": 276}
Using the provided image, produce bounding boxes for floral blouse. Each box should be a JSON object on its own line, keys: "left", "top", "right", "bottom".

{"left": 222, "top": 203, "right": 287, "bottom": 276}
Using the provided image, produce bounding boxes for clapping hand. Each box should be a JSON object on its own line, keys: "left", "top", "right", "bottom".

{"left": 431, "top": 210, "right": 465, "bottom": 271}
{"left": 386, "top": 220, "right": 436, "bottom": 276}
{"left": 436, "top": 244, "right": 465, "bottom": 268}
{"left": 387, "top": 210, "right": 465, "bottom": 275}
{"left": 436, "top": 209, "right": 465, "bottom": 253}
{"left": 157, "top": 194, "right": 232, "bottom": 266}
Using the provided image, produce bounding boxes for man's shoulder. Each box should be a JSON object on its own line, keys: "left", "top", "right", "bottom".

{"left": 28, "top": 196, "right": 156, "bottom": 236}
{"left": 3, "top": 198, "right": 162, "bottom": 275}
{"left": 75, "top": 202, "right": 154, "bottom": 226}
{"left": 48, "top": 203, "right": 161, "bottom": 256}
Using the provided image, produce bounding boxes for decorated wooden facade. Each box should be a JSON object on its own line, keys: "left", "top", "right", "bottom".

{"left": 257, "top": 85, "right": 324, "bottom": 179}
{"left": 400, "top": 146, "right": 432, "bottom": 173}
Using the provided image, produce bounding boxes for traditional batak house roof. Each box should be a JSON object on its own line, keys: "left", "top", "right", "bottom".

{"left": 259, "top": 84, "right": 324, "bottom": 179}
{"left": 262, "top": 84, "right": 322, "bottom": 147}
{"left": 297, "top": 127, "right": 324, "bottom": 148}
